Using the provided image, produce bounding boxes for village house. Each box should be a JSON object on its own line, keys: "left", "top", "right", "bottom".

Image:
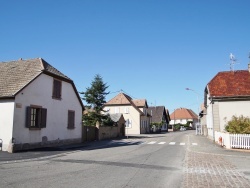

{"left": 0, "top": 58, "right": 84, "bottom": 152}
{"left": 147, "top": 106, "right": 170, "bottom": 132}
{"left": 169, "top": 108, "right": 198, "bottom": 130}
{"left": 103, "top": 93, "right": 151, "bottom": 135}
{"left": 204, "top": 63, "right": 250, "bottom": 140}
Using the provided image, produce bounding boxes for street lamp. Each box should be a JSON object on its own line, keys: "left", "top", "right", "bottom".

{"left": 185, "top": 88, "right": 201, "bottom": 135}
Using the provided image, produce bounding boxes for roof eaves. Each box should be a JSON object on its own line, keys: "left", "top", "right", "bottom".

{"left": 210, "top": 95, "right": 250, "bottom": 101}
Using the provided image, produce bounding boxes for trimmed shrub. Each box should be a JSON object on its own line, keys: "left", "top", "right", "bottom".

{"left": 225, "top": 115, "right": 250, "bottom": 134}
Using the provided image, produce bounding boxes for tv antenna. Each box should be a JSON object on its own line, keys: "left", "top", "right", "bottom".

{"left": 248, "top": 52, "right": 250, "bottom": 63}
{"left": 229, "top": 53, "right": 238, "bottom": 71}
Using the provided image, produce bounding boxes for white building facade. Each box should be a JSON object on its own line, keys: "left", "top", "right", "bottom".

{"left": 0, "top": 58, "right": 84, "bottom": 152}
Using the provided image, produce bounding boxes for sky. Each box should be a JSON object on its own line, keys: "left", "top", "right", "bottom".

{"left": 1, "top": 0, "right": 250, "bottom": 114}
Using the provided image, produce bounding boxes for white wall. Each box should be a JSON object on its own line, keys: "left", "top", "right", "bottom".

{"left": 206, "top": 101, "right": 214, "bottom": 139}
{"left": 170, "top": 118, "right": 194, "bottom": 125}
{"left": 104, "top": 105, "right": 141, "bottom": 134}
{"left": 0, "top": 99, "right": 15, "bottom": 151}
{"left": 206, "top": 95, "right": 250, "bottom": 140}
{"left": 12, "top": 74, "right": 82, "bottom": 145}
{"left": 218, "top": 101, "right": 250, "bottom": 131}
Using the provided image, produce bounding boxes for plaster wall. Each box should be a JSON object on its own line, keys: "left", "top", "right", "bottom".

{"left": 104, "top": 105, "right": 141, "bottom": 134}
{"left": 0, "top": 99, "right": 15, "bottom": 151}
{"left": 12, "top": 74, "right": 82, "bottom": 145}
{"left": 218, "top": 101, "right": 250, "bottom": 131}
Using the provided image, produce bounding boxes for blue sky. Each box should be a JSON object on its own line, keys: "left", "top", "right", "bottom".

{"left": 1, "top": 0, "right": 250, "bottom": 114}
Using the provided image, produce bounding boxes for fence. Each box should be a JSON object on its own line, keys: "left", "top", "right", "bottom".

{"left": 82, "top": 124, "right": 125, "bottom": 142}
{"left": 214, "top": 131, "right": 250, "bottom": 150}
{"left": 230, "top": 134, "right": 250, "bottom": 150}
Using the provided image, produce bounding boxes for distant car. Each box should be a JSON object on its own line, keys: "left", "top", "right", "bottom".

{"left": 180, "top": 126, "right": 186, "bottom": 131}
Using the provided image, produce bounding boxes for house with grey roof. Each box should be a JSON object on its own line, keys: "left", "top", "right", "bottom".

{"left": 0, "top": 58, "right": 84, "bottom": 152}
{"left": 103, "top": 93, "right": 151, "bottom": 135}
{"left": 148, "top": 106, "right": 170, "bottom": 132}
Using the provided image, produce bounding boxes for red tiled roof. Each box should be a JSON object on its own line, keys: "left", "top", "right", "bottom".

{"left": 170, "top": 108, "right": 197, "bottom": 120}
{"left": 207, "top": 70, "right": 250, "bottom": 97}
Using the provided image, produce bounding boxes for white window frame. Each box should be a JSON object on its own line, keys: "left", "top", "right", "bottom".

{"left": 126, "top": 119, "right": 132, "bottom": 128}
{"left": 124, "top": 107, "right": 129, "bottom": 114}
{"left": 115, "top": 107, "right": 120, "bottom": 114}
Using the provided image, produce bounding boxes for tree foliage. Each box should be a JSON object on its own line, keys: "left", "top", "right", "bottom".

{"left": 81, "top": 74, "right": 111, "bottom": 126}
{"left": 225, "top": 115, "right": 250, "bottom": 134}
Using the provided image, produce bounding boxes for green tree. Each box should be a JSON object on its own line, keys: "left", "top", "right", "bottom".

{"left": 81, "top": 74, "right": 111, "bottom": 126}
{"left": 225, "top": 115, "right": 250, "bottom": 134}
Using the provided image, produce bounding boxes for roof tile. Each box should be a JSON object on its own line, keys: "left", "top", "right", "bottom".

{"left": 170, "top": 108, "right": 198, "bottom": 120}
{"left": 0, "top": 58, "right": 71, "bottom": 98}
{"left": 208, "top": 70, "right": 250, "bottom": 97}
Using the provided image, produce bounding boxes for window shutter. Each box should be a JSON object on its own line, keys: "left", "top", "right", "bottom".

{"left": 40, "top": 108, "right": 47, "bottom": 128}
{"left": 53, "top": 79, "right": 62, "bottom": 98}
{"left": 57, "top": 81, "right": 62, "bottom": 98}
{"left": 53, "top": 80, "right": 57, "bottom": 97}
{"left": 26, "top": 106, "right": 31, "bottom": 128}
{"left": 68, "top": 111, "right": 75, "bottom": 129}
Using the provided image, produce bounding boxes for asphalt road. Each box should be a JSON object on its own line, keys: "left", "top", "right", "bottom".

{"left": 0, "top": 131, "right": 249, "bottom": 188}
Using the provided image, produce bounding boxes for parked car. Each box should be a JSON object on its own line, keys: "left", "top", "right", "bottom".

{"left": 180, "top": 126, "right": 186, "bottom": 131}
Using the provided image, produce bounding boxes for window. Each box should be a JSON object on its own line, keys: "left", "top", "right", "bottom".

{"left": 124, "top": 107, "right": 129, "bottom": 114}
{"left": 26, "top": 106, "right": 47, "bottom": 128}
{"left": 115, "top": 107, "right": 120, "bottom": 114}
{"left": 68, "top": 110, "right": 75, "bottom": 129}
{"left": 52, "top": 79, "right": 62, "bottom": 99}
{"left": 126, "top": 119, "right": 132, "bottom": 128}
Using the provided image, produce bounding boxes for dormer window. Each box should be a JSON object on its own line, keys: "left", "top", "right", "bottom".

{"left": 52, "top": 79, "right": 62, "bottom": 99}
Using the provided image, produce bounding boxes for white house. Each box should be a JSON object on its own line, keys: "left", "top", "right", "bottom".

{"left": 103, "top": 93, "right": 151, "bottom": 135}
{"left": 204, "top": 64, "right": 250, "bottom": 140}
{"left": 169, "top": 108, "right": 198, "bottom": 129}
{"left": 0, "top": 58, "right": 84, "bottom": 152}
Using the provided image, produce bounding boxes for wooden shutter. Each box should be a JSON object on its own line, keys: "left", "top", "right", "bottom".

{"left": 53, "top": 79, "right": 62, "bottom": 99}
{"left": 68, "top": 111, "right": 75, "bottom": 129}
{"left": 40, "top": 108, "right": 47, "bottom": 128}
{"left": 26, "top": 106, "right": 31, "bottom": 128}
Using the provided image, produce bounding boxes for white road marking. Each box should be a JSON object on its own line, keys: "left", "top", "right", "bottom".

{"left": 158, "top": 142, "right": 166, "bottom": 145}
{"left": 148, "top": 141, "right": 157, "bottom": 144}
{"left": 180, "top": 143, "right": 185, "bottom": 145}
{"left": 169, "top": 142, "right": 176, "bottom": 145}
{"left": 192, "top": 143, "right": 198, "bottom": 145}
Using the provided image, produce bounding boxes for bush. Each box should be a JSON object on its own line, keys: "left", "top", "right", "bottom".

{"left": 225, "top": 115, "right": 250, "bottom": 134}
{"left": 174, "top": 124, "right": 181, "bottom": 130}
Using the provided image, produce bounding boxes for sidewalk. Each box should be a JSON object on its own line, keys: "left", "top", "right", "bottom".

{"left": 0, "top": 139, "right": 114, "bottom": 163}
{"left": 182, "top": 133, "right": 250, "bottom": 187}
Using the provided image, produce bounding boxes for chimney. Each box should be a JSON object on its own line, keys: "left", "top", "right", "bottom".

{"left": 248, "top": 64, "right": 250, "bottom": 73}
